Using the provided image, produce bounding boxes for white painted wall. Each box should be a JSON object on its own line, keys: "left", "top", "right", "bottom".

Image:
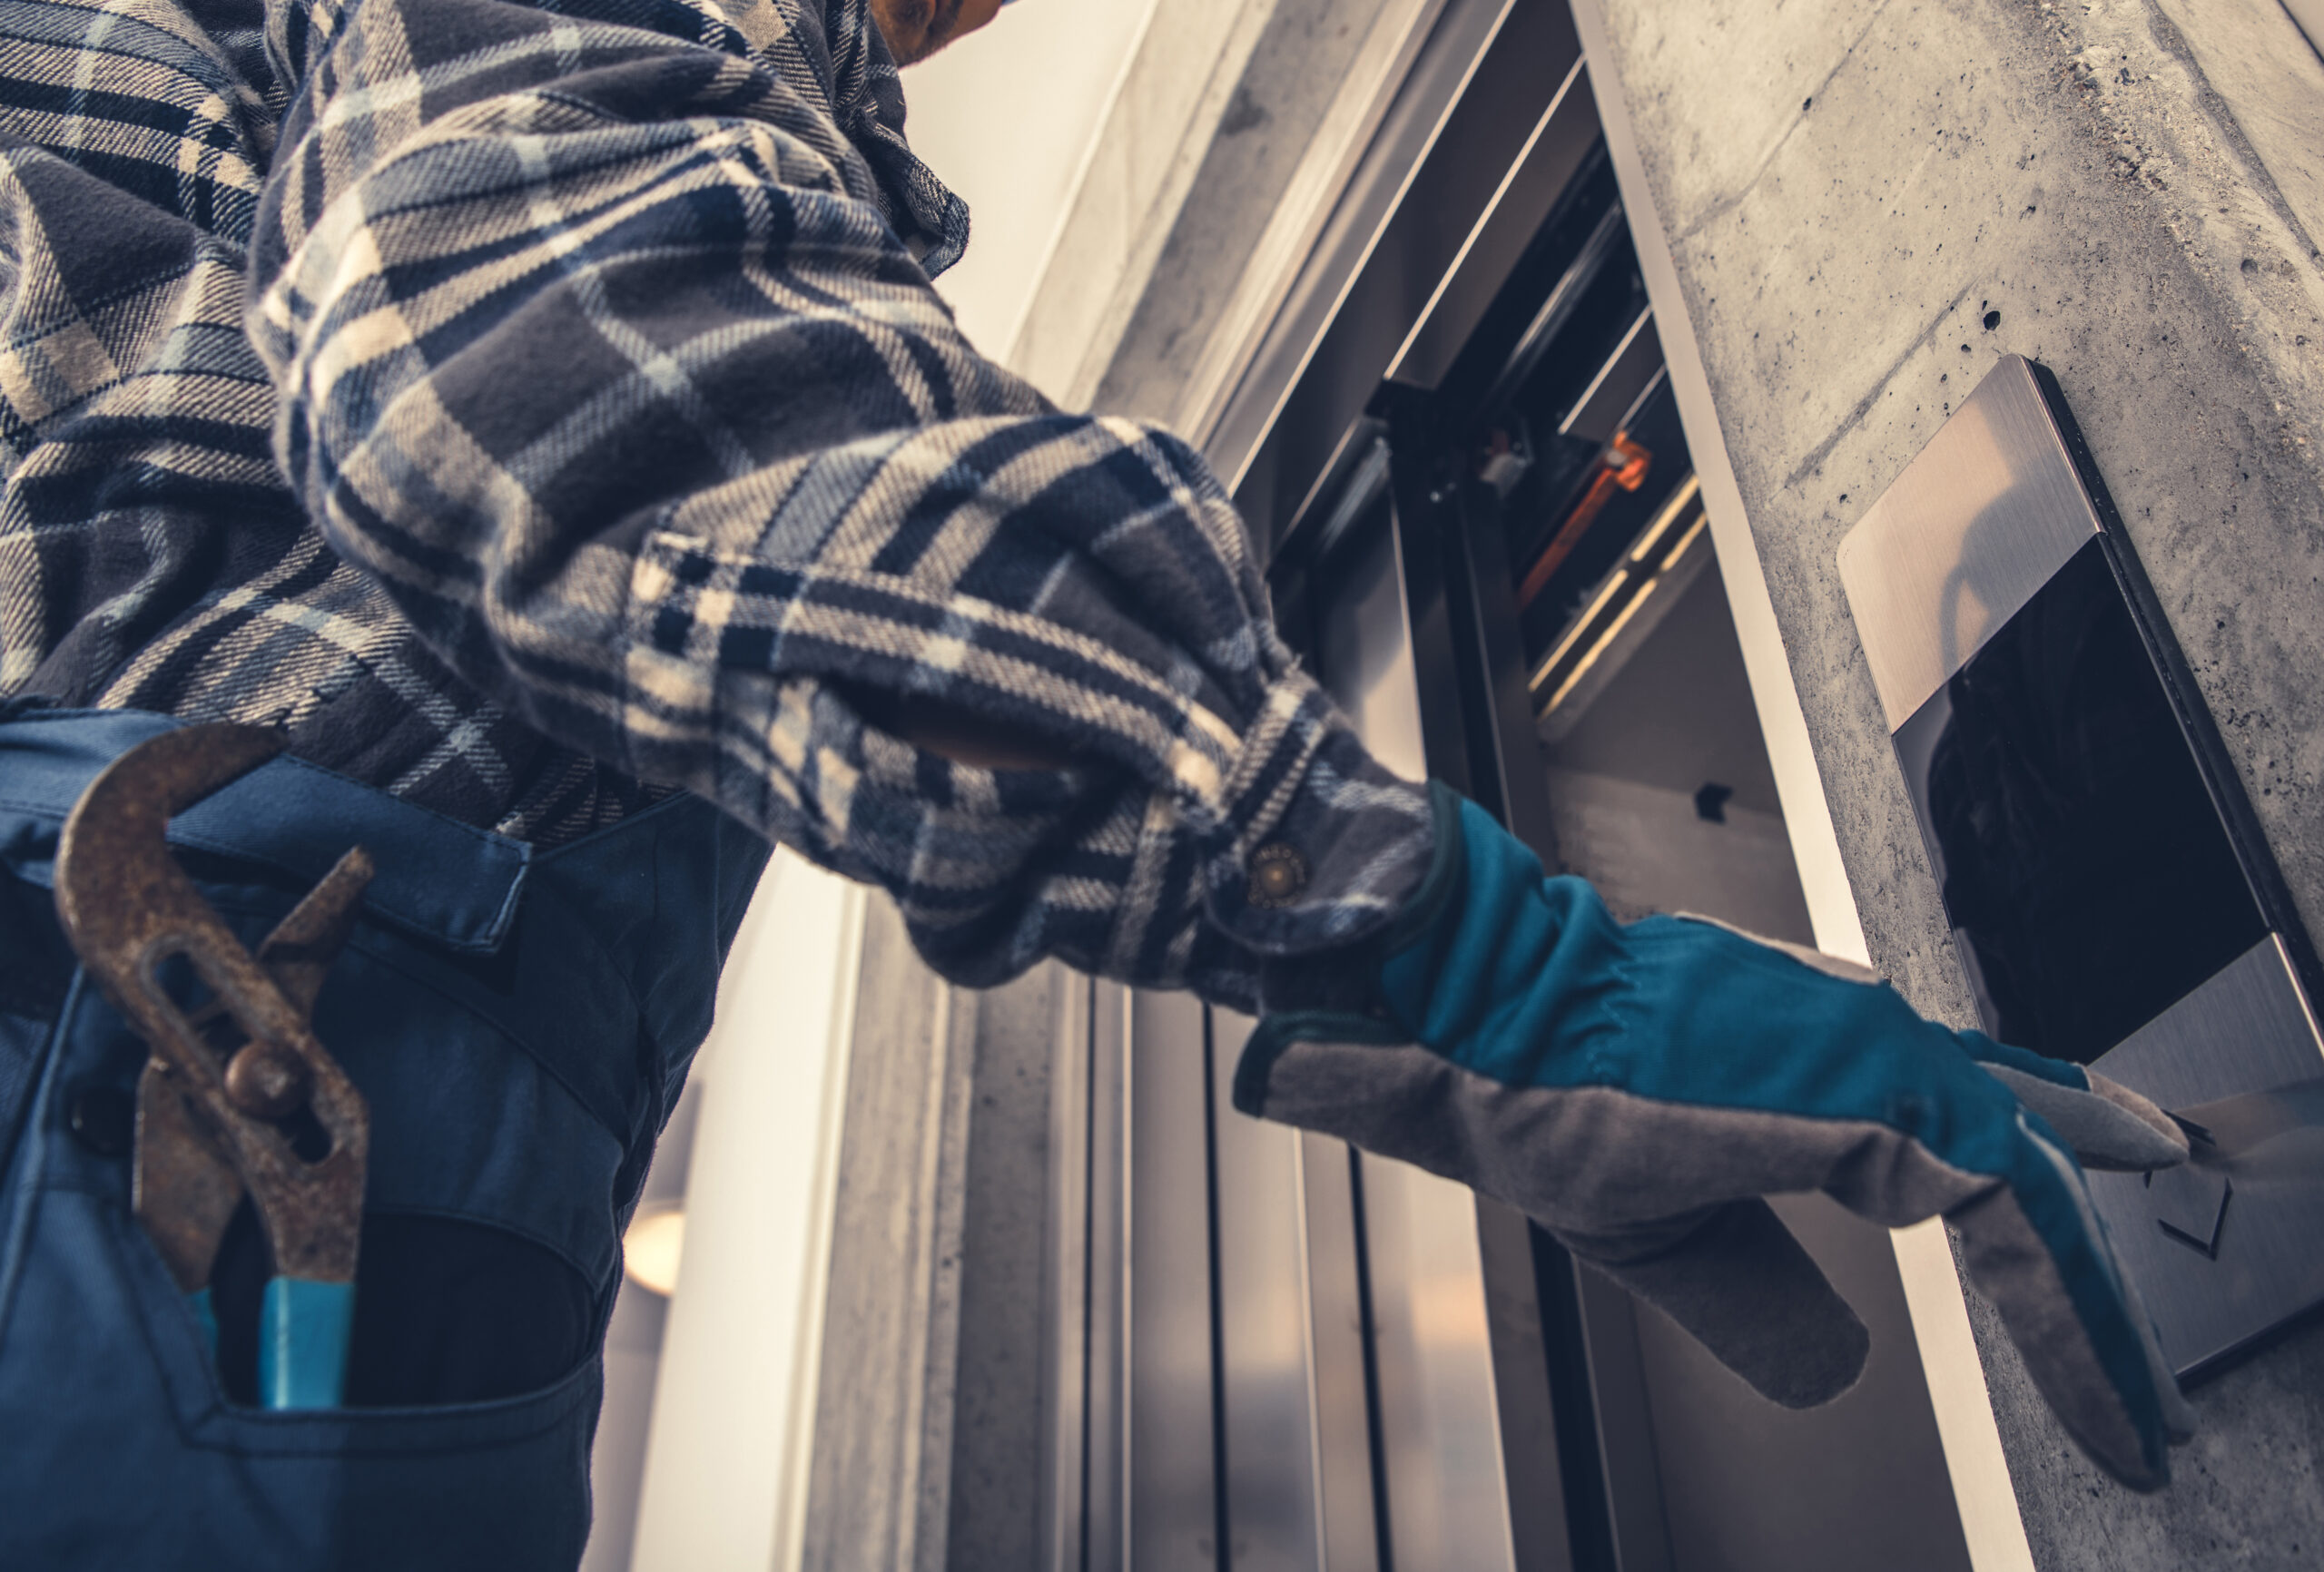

{"left": 629, "top": 852, "right": 868, "bottom": 1572}
{"left": 901, "top": 0, "right": 1162, "bottom": 367}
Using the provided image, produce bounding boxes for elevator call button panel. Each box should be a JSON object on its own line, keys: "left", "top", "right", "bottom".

{"left": 1839, "top": 355, "right": 2324, "bottom": 1378}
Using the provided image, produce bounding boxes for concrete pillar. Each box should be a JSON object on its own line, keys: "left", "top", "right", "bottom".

{"left": 1579, "top": 1, "right": 2324, "bottom": 1565}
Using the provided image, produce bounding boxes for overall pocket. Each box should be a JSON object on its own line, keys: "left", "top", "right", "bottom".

{"left": 0, "top": 880, "right": 631, "bottom": 1572}
{"left": 25, "top": 1183, "right": 603, "bottom": 1572}
{"left": 0, "top": 712, "right": 743, "bottom": 1570}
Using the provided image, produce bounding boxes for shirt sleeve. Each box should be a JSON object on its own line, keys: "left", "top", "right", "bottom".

{"left": 245, "top": 0, "right": 1432, "bottom": 1006}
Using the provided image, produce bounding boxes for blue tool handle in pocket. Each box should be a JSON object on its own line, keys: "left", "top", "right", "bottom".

{"left": 187, "top": 1285, "right": 220, "bottom": 1358}
{"left": 260, "top": 1276, "right": 356, "bottom": 1410}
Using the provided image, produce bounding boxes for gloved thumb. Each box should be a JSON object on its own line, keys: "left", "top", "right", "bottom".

{"left": 1946, "top": 1116, "right": 2196, "bottom": 1489}
{"left": 1558, "top": 1199, "right": 1868, "bottom": 1410}
{"left": 1960, "top": 1032, "right": 2191, "bottom": 1172}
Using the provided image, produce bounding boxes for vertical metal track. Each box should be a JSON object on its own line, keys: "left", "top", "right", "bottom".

{"left": 1041, "top": 977, "right": 1092, "bottom": 1572}
{"left": 1201, "top": 1013, "right": 1233, "bottom": 1570}
{"left": 1344, "top": 1151, "right": 1395, "bottom": 1572}
{"left": 1090, "top": 985, "right": 1131, "bottom": 1569}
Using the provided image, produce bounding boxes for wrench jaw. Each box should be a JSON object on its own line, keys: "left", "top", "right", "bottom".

{"left": 132, "top": 1065, "right": 242, "bottom": 1295}
{"left": 126, "top": 929, "right": 369, "bottom": 1285}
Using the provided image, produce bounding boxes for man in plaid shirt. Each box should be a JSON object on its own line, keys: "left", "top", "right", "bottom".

{"left": 0, "top": 0, "right": 2197, "bottom": 1557}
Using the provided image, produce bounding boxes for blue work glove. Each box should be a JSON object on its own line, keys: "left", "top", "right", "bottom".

{"left": 1237, "top": 784, "right": 2194, "bottom": 1489}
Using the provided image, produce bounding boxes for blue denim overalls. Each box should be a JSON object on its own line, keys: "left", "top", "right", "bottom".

{"left": 0, "top": 706, "right": 768, "bottom": 1567}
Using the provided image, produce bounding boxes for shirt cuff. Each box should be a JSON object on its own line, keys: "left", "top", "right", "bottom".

{"left": 1193, "top": 669, "right": 1435, "bottom": 957}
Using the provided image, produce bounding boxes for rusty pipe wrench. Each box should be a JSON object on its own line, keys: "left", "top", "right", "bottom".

{"left": 53, "top": 724, "right": 371, "bottom": 1409}
{"left": 133, "top": 849, "right": 373, "bottom": 1357}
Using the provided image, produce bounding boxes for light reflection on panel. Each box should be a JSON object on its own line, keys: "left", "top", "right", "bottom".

{"left": 1298, "top": 1133, "right": 1384, "bottom": 1572}
{"left": 1128, "top": 989, "right": 1218, "bottom": 1569}
{"left": 1210, "top": 1009, "right": 1327, "bottom": 1572}
{"left": 1085, "top": 983, "right": 1134, "bottom": 1570}
{"left": 1835, "top": 355, "right": 2102, "bottom": 732}
{"left": 1314, "top": 511, "right": 1518, "bottom": 1572}
{"left": 1359, "top": 1154, "right": 1520, "bottom": 1572}
{"left": 1316, "top": 499, "right": 1429, "bottom": 781}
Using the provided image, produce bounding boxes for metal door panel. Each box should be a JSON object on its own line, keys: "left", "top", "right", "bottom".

{"left": 1042, "top": 976, "right": 1095, "bottom": 1572}
{"left": 1210, "top": 1009, "right": 1327, "bottom": 1572}
{"left": 1309, "top": 510, "right": 1516, "bottom": 1572}
{"left": 1296, "top": 1132, "right": 1384, "bottom": 1572}
{"left": 1090, "top": 984, "right": 1133, "bottom": 1570}
{"left": 1127, "top": 988, "right": 1218, "bottom": 1570}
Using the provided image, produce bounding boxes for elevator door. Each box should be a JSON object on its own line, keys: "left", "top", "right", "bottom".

{"left": 1080, "top": 1, "right": 1987, "bottom": 1567}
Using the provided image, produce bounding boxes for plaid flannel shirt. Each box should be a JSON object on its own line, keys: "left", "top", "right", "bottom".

{"left": 0, "top": 0, "right": 1432, "bottom": 1007}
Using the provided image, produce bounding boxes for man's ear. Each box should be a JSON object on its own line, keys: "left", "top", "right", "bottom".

{"left": 871, "top": 0, "right": 1006, "bottom": 64}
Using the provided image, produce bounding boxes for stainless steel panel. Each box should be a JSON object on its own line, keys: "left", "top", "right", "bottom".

{"left": 1223, "top": 0, "right": 1583, "bottom": 527}
{"left": 1209, "top": 1009, "right": 1327, "bottom": 1572}
{"left": 1836, "top": 355, "right": 2102, "bottom": 731}
{"left": 1358, "top": 1153, "right": 1519, "bottom": 1572}
{"left": 1128, "top": 988, "right": 1218, "bottom": 1569}
{"left": 1316, "top": 510, "right": 1429, "bottom": 780}
{"left": 1043, "top": 976, "right": 1094, "bottom": 1572}
{"left": 1571, "top": 1269, "right": 1674, "bottom": 1572}
{"left": 1472, "top": 1201, "right": 1577, "bottom": 1572}
{"left": 1297, "top": 1133, "right": 1384, "bottom": 1572}
{"left": 1208, "top": 0, "right": 1518, "bottom": 490}
{"left": 1088, "top": 983, "right": 1132, "bottom": 1570}
{"left": 1384, "top": 61, "right": 1600, "bottom": 392}
{"left": 1311, "top": 513, "right": 1516, "bottom": 1572}
{"left": 1839, "top": 358, "right": 2324, "bottom": 1375}
{"left": 2085, "top": 936, "right": 2324, "bottom": 1376}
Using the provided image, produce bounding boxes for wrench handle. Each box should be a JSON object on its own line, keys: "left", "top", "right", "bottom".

{"left": 260, "top": 1276, "right": 355, "bottom": 1410}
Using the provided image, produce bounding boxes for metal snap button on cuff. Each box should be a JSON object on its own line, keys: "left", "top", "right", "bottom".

{"left": 1247, "top": 843, "right": 1309, "bottom": 909}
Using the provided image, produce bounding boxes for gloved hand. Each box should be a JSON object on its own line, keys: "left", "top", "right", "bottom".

{"left": 1238, "top": 784, "right": 2195, "bottom": 1489}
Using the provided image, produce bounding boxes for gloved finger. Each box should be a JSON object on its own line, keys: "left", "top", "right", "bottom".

{"left": 1947, "top": 1115, "right": 2195, "bottom": 1490}
{"left": 1559, "top": 1199, "right": 1868, "bottom": 1410}
{"left": 1671, "top": 917, "right": 2190, "bottom": 1174}
{"left": 1958, "top": 1032, "right": 2190, "bottom": 1173}
{"left": 1669, "top": 923, "right": 2189, "bottom": 1174}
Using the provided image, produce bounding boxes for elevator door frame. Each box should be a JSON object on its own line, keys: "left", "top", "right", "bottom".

{"left": 1067, "top": 0, "right": 2028, "bottom": 1567}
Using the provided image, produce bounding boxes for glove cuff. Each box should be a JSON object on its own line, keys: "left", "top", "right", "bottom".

{"left": 1239, "top": 780, "right": 1476, "bottom": 1116}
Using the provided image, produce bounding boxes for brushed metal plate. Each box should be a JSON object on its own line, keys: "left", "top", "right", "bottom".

{"left": 1841, "top": 361, "right": 2324, "bottom": 1377}
{"left": 1837, "top": 356, "right": 2102, "bottom": 731}
{"left": 2083, "top": 936, "right": 2324, "bottom": 1377}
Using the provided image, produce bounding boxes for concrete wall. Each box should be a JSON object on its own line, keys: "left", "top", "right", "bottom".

{"left": 1586, "top": 1, "right": 2324, "bottom": 1566}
